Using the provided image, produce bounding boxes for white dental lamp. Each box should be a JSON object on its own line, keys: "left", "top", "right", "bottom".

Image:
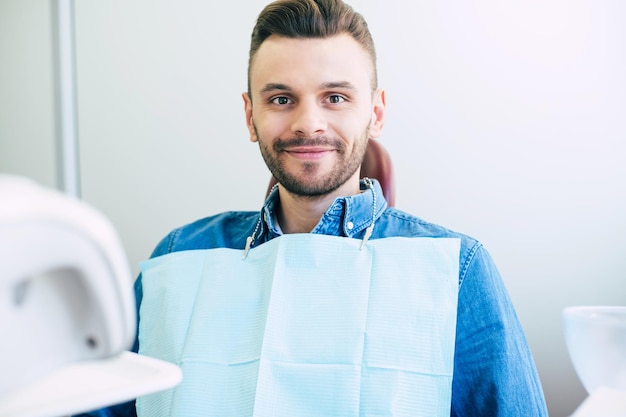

{"left": 0, "top": 2, "right": 181, "bottom": 416}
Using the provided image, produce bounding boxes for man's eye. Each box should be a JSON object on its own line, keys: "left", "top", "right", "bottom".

{"left": 271, "top": 96, "right": 291, "bottom": 105}
{"left": 328, "top": 95, "right": 345, "bottom": 104}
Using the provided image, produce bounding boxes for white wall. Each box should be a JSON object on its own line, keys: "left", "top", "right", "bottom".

{"left": 0, "top": 0, "right": 55, "bottom": 187}
{"left": 2, "top": 1, "right": 625, "bottom": 415}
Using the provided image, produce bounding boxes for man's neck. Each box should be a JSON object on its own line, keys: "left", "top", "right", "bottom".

{"left": 276, "top": 178, "right": 362, "bottom": 234}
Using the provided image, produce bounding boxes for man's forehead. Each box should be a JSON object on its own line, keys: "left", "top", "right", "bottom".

{"left": 249, "top": 34, "right": 375, "bottom": 92}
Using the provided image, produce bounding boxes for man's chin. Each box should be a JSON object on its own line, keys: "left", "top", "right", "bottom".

{"left": 281, "top": 183, "right": 334, "bottom": 198}
{"left": 277, "top": 176, "right": 340, "bottom": 198}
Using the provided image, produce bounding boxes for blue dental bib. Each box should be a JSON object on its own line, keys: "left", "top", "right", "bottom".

{"left": 137, "top": 234, "right": 459, "bottom": 417}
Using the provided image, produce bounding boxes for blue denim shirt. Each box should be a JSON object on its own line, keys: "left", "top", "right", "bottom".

{"left": 79, "top": 179, "right": 547, "bottom": 417}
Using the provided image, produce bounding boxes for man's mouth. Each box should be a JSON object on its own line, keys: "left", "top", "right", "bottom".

{"left": 283, "top": 146, "right": 336, "bottom": 160}
{"left": 275, "top": 138, "right": 343, "bottom": 161}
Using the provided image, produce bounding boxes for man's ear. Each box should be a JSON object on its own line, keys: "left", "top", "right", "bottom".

{"left": 242, "top": 92, "right": 258, "bottom": 143}
{"left": 369, "top": 88, "right": 386, "bottom": 139}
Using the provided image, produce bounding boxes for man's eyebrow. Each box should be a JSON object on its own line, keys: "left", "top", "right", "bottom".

{"left": 260, "top": 83, "right": 292, "bottom": 94}
{"left": 320, "top": 81, "right": 357, "bottom": 91}
{"left": 259, "top": 81, "right": 358, "bottom": 94}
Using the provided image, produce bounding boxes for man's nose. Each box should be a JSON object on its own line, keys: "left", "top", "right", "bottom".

{"left": 290, "top": 100, "right": 327, "bottom": 137}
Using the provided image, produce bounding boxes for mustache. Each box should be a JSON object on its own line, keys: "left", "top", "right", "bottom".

{"left": 273, "top": 137, "right": 345, "bottom": 151}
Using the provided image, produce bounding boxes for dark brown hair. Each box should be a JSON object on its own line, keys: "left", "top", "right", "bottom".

{"left": 247, "top": 0, "right": 377, "bottom": 93}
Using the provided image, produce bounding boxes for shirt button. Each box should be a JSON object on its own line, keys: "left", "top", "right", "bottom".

{"left": 346, "top": 221, "right": 354, "bottom": 230}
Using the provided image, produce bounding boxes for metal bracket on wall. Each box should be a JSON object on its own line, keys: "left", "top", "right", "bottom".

{"left": 51, "top": 0, "right": 81, "bottom": 198}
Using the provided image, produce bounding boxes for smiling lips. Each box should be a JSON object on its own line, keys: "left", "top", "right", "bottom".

{"left": 284, "top": 146, "right": 336, "bottom": 160}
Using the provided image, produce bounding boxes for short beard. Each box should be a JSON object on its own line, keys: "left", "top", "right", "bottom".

{"left": 256, "top": 126, "right": 370, "bottom": 198}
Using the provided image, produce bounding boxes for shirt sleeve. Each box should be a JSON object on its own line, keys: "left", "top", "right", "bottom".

{"left": 450, "top": 243, "right": 548, "bottom": 416}
{"left": 71, "top": 400, "right": 137, "bottom": 417}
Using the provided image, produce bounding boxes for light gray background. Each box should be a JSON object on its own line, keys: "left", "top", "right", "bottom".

{"left": 2, "top": 1, "right": 625, "bottom": 415}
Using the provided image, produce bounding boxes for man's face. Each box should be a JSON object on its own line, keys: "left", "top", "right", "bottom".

{"left": 243, "top": 33, "right": 385, "bottom": 198}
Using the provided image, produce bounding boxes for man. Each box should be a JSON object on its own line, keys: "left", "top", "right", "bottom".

{"left": 80, "top": 0, "right": 548, "bottom": 415}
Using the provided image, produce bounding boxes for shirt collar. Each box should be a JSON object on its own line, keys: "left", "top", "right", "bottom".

{"left": 260, "top": 178, "right": 388, "bottom": 240}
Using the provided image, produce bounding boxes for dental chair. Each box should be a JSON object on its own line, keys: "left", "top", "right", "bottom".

{"left": 0, "top": 175, "right": 181, "bottom": 417}
{"left": 266, "top": 138, "right": 396, "bottom": 206}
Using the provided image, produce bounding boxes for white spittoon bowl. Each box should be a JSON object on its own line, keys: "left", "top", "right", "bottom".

{"left": 563, "top": 306, "right": 626, "bottom": 394}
